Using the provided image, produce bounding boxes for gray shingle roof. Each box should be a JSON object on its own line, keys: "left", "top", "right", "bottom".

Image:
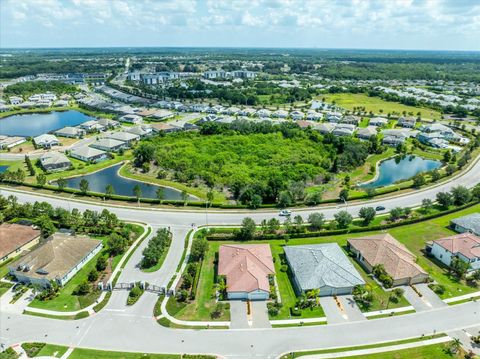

{"left": 284, "top": 243, "right": 365, "bottom": 292}
{"left": 451, "top": 213, "right": 480, "bottom": 235}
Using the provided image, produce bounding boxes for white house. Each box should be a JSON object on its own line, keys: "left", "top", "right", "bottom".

{"left": 120, "top": 114, "right": 142, "bottom": 124}
{"left": 70, "top": 146, "right": 108, "bottom": 163}
{"left": 429, "top": 233, "right": 480, "bottom": 272}
{"left": 33, "top": 134, "right": 60, "bottom": 149}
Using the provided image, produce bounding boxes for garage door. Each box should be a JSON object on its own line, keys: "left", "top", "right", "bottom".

{"left": 248, "top": 291, "right": 268, "bottom": 301}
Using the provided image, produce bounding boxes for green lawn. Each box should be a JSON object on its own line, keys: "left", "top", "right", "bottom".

{"left": 35, "top": 344, "right": 69, "bottom": 358}
{"left": 0, "top": 282, "right": 13, "bottom": 297}
{"left": 28, "top": 224, "right": 145, "bottom": 312}
{"left": 319, "top": 93, "right": 442, "bottom": 120}
{"left": 68, "top": 348, "right": 182, "bottom": 359}
{"left": 336, "top": 343, "right": 455, "bottom": 359}
{"left": 169, "top": 241, "right": 230, "bottom": 322}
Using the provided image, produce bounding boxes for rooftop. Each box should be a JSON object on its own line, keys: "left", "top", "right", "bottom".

{"left": 434, "top": 233, "right": 480, "bottom": 259}
{"left": 0, "top": 223, "right": 41, "bottom": 258}
{"left": 451, "top": 213, "right": 480, "bottom": 235}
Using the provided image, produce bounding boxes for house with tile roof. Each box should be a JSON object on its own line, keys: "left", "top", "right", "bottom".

{"left": 284, "top": 243, "right": 365, "bottom": 296}
{"left": 348, "top": 234, "right": 429, "bottom": 286}
{"left": 218, "top": 244, "right": 274, "bottom": 300}
{"left": 9, "top": 233, "right": 102, "bottom": 287}
{"left": 0, "top": 223, "right": 41, "bottom": 263}
{"left": 429, "top": 233, "right": 480, "bottom": 272}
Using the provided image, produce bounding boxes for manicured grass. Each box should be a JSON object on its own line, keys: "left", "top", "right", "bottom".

{"left": 28, "top": 225, "right": 145, "bottom": 312}
{"left": 319, "top": 93, "right": 442, "bottom": 120}
{"left": 335, "top": 343, "right": 455, "bottom": 359}
{"left": 68, "top": 348, "right": 182, "bottom": 359}
{"left": 366, "top": 309, "right": 416, "bottom": 320}
{"left": 285, "top": 334, "right": 447, "bottom": 358}
{"left": 23, "top": 310, "right": 89, "bottom": 320}
{"left": 447, "top": 296, "right": 480, "bottom": 306}
{"left": 169, "top": 242, "right": 230, "bottom": 321}
{"left": 0, "top": 282, "right": 13, "bottom": 297}
{"left": 36, "top": 344, "right": 69, "bottom": 358}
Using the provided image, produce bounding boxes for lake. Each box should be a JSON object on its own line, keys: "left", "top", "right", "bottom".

{"left": 0, "top": 110, "right": 95, "bottom": 137}
{"left": 361, "top": 155, "right": 442, "bottom": 188}
{"left": 63, "top": 163, "right": 196, "bottom": 201}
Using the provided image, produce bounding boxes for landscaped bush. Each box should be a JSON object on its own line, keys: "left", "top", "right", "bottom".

{"left": 73, "top": 281, "right": 91, "bottom": 296}
{"left": 429, "top": 283, "right": 446, "bottom": 295}
{"left": 21, "top": 342, "right": 45, "bottom": 358}
{"left": 127, "top": 283, "right": 144, "bottom": 306}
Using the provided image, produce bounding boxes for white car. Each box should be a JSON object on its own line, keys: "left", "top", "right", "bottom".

{"left": 279, "top": 209, "right": 292, "bottom": 216}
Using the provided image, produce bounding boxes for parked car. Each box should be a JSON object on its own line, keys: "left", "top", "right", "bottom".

{"left": 375, "top": 206, "right": 386, "bottom": 211}
{"left": 279, "top": 209, "right": 292, "bottom": 216}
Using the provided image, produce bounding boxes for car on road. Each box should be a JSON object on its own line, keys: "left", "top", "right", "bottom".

{"left": 375, "top": 206, "right": 386, "bottom": 211}
{"left": 279, "top": 209, "right": 292, "bottom": 216}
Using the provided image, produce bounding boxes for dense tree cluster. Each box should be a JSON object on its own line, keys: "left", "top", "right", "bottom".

{"left": 135, "top": 121, "right": 371, "bottom": 204}
{"left": 141, "top": 228, "right": 171, "bottom": 268}
{"left": 5, "top": 81, "right": 77, "bottom": 98}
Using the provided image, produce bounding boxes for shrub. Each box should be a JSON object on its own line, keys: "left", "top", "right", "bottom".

{"left": 96, "top": 256, "right": 107, "bottom": 271}
{"left": 127, "top": 284, "right": 144, "bottom": 306}
{"left": 21, "top": 342, "right": 45, "bottom": 357}
{"left": 73, "top": 281, "right": 91, "bottom": 296}
{"left": 88, "top": 269, "right": 99, "bottom": 282}
{"left": 290, "top": 307, "right": 301, "bottom": 316}
{"left": 280, "top": 265, "right": 288, "bottom": 272}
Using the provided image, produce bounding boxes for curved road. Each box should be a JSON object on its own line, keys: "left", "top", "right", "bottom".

{"left": 0, "top": 156, "right": 479, "bottom": 358}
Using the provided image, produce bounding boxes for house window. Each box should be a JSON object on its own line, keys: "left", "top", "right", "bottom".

{"left": 440, "top": 254, "right": 443, "bottom": 259}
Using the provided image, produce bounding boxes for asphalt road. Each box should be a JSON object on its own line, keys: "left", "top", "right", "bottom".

{"left": 0, "top": 156, "right": 479, "bottom": 358}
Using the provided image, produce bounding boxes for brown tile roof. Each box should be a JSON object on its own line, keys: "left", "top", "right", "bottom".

{"left": 10, "top": 233, "right": 102, "bottom": 281}
{"left": 218, "top": 244, "right": 274, "bottom": 294}
{"left": 0, "top": 223, "right": 41, "bottom": 258}
{"left": 434, "top": 233, "right": 480, "bottom": 259}
{"left": 137, "top": 108, "right": 158, "bottom": 117}
{"left": 348, "top": 233, "right": 427, "bottom": 281}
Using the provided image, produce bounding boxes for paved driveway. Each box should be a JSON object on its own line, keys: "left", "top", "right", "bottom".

{"left": 337, "top": 295, "right": 366, "bottom": 322}
{"left": 402, "top": 286, "right": 432, "bottom": 311}
{"left": 415, "top": 283, "right": 447, "bottom": 309}
{"left": 229, "top": 301, "right": 249, "bottom": 329}
{"left": 319, "top": 297, "right": 348, "bottom": 323}
{"left": 250, "top": 301, "right": 271, "bottom": 328}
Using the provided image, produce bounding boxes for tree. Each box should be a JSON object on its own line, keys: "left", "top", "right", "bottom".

{"left": 449, "top": 338, "right": 462, "bottom": 354}
{"left": 96, "top": 256, "right": 108, "bottom": 271}
{"left": 412, "top": 174, "right": 425, "bottom": 188}
{"left": 277, "top": 191, "right": 292, "bottom": 208}
{"left": 206, "top": 190, "right": 214, "bottom": 204}
{"left": 35, "top": 215, "right": 56, "bottom": 237}
{"left": 389, "top": 207, "right": 403, "bottom": 221}
{"left": 305, "top": 191, "right": 322, "bottom": 205}
{"left": 133, "top": 184, "right": 142, "bottom": 200}
{"left": 472, "top": 183, "right": 480, "bottom": 201}
{"left": 133, "top": 142, "right": 156, "bottom": 165}
{"left": 79, "top": 179, "right": 89, "bottom": 194}
{"left": 57, "top": 177, "right": 67, "bottom": 191}
{"left": 88, "top": 269, "right": 99, "bottom": 282}
{"left": 105, "top": 184, "right": 115, "bottom": 197}
{"left": 358, "top": 207, "right": 376, "bottom": 226}
{"left": 181, "top": 190, "right": 188, "bottom": 204}
{"left": 334, "top": 210, "right": 353, "bottom": 229}
{"left": 267, "top": 218, "right": 280, "bottom": 233}
{"left": 436, "top": 192, "right": 453, "bottom": 208}
{"left": 36, "top": 173, "right": 47, "bottom": 186}
{"left": 450, "top": 257, "right": 470, "bottom": 279}
{"left": 308, "top": 213, "right": 325, "bottom": 230}
{"left": 156, "top": 187, "right": 165, "bottom": 203}
{"left": 451, "top": 185, "right": 472, "bottom": 205}
{"left": 236, "top": 217, "right": 256, "bottom": 241}
{"left": 190, "top": 237, "right": 209, "bottom": 261}
{"left": 107, "top": 233, "right": 129, "bottom": 256}
{"left": 421, "top": 198, "right": 433, "bottom": 213}
{"left": 430, "top": 169, "right": 440, "bottom": 182}
{"left": 74, "top": 281, "right": 91, "bottom": 296}
{"left": 339, "top": 188, "right": 349, "bottom": 202}
{"left": 443, "top": 150, "right": 452, "bottom": 163}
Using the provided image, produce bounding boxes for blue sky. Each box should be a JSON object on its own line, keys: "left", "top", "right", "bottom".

{"left": 1, "top": 0, "right": 479, "bottom": 50}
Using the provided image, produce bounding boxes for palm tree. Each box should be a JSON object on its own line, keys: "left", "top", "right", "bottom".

{"left": 79, "top": 179, "right": 89, "bottom": 194}
{"left": 57, "top": 177, "right": 67, "bottom": 191}
{"left": 105, "top": 184, "right": 115, "bottom": 198}
{"left": 306, "top": 288, "right": 320, "bottom": 299}
{"left": 450, "top": 338, "right": 462, "bottom": 354}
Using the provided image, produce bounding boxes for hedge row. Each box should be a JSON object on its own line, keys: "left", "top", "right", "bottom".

{"left": 189, "top": 260, "right": 202, "bottom": 300}
{"left": 206, "top": 201, "right": 479, "bottom": 241}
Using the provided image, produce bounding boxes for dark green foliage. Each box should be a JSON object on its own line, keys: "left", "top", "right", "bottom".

{"left": 236, "top": 217, "right": 256, "bottom": 241}
{"left": 334, "top": 210, "right": 353, "bottom": 228}
{"left": 189, "top": 237, "right": 209, "bottom": 262}
{"left": 140, "top": 228, "right": 171, "bottom": 269}
{"left": 358, "top": 206, "right": 376, "bottom": 225}
{"left": 5, "top": 81, "right": 77, "bottom": 97}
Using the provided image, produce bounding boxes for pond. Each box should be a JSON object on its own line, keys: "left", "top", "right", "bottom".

{"left": 63, "top": 163, "right": 196, "bottom": 201}
{"left": 360, "top": 155, "right": 442, "bottom": 188}
{"left": 0, "top": 110, "right": 95, "bottom": 137}
{"left": 0, "top": 165, "right": 9, "bottom": 173}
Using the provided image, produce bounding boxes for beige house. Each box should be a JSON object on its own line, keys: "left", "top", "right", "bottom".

{"left": 10, "top": 233, "right": 102, "bottom": 287}
{"left": 348, "top": 233, "right": 428, "bottom": 286}
{"left": 0, "top": 223, "right": 41, "bottom": 263}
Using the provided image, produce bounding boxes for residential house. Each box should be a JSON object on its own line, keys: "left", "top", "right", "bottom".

{"left": 290, "top": 110, "right": 305, "bottom": 120}
{"left": 272, "top": 109, "right": 289, "bottom": 119}
{"left": 332, "top": 123, "right": 356, "bottom": 137}
{"left": 0, "top": 223, "right": 41, "bottom": 263}
{"left": 341, "top": 115, "right": 361, "bottom": 125}
{"left": 223, "top": 107, "right": 240, "bottom": 115}
{"left": 207, "top": 105, "right": 225, "bottom": 114}
{"left": 150, "top": 122, "right": 180, "bottom": 133}
{"left": 119, "top": 114, "right": 142, "bottom": 124}
{"left": 197, "top": 114, "right": 221, "bottom": 124}
{"left": 369, "top": 117, "right": 389, "bottom": 127}
{"left": 9, "top": 96, "right": 23, "bottom": 105}
{"left": 284, "top": 244, "right": 365, "bottom": 296}
{"left": 348, "top": 234, "right": 429, "bottom": 286}
{"left": 79, "top": 120, "right": 105, "bottom": 133}
{"left": 40, "top": 151, "right": 72, "bottom": 172}
{"left": 126, "top": 124, "right": 154, "bottom": 138}
{"left": 450, "top": 213, "right": 480, "bottom": 236}
{"left": 238, "top": 108, "right": 256, "bottom": 117}
{"left": 381, "top": 129, "right": 409, "bottom": 146}
{"left": 151, "top": 110, "right": 175, "bottom": 121}
{"left": 9, "top": 233, "right": 102, "bottom": 287}
{"left": 316, "top": 122, "right": 335, "bottom": 134}
{"left": 306, "top": 111, "right": 323, "bottom": 121}
{"left": 97, "top": 118, "right": 120, "bottom": 129}
{"left": 70, "top": 146, "right": 108, "bottom": 163}
{"left": 55, "top": 126, "right": 85, "bottom": 138}
{"left": 90, "top": 138, "right": 127, "bottom": 152}
{"left": 296, "top": 120, "right": 315, "bottom": 129}
{"left": 218, "top": 244, "right": 274, "bottom": 300}
{"left": 33, "top": 134, "right": 60, "bottom": 149}
{"left": 357, "top": 126, "right": 377, "bottom": 140}
{"left": 256, "top": 109, "right": 272, "bottom": 118}
{"left": 397, "top": 117, "right": 416, "bottom": 128}
{"left": 429, "top": 233, "right": 480, "bottom": 272}
{"left": 326, "top": 111, "right": 343, "bottom": 123}
{"left": 106, "top": 131, "right": 139, "bottom": 144}
{"left": 0, "top": 136, "right": 26, "bottom": 149}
